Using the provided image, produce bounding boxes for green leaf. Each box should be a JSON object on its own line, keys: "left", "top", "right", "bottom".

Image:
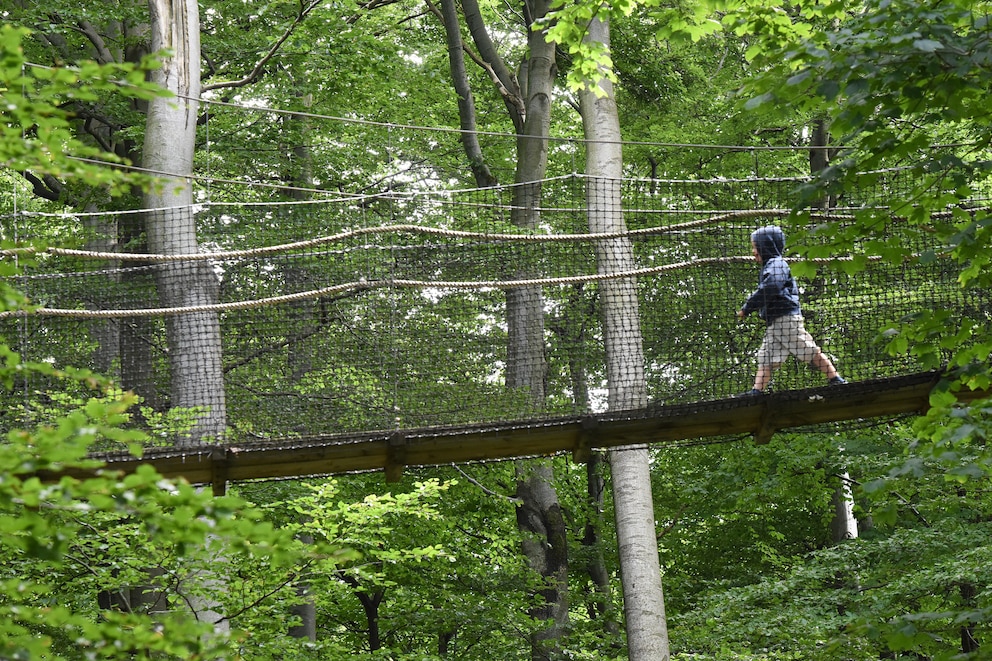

{"left": 744, "top": 92, "right": 774, "bottom": 110}
{"left": 912, "top": 39, "right": 943, "bottom": 52}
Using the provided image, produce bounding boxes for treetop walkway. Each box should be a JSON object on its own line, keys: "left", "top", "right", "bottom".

{"left": 3, "top": 171, "right": 989, "bottom": 487}
{"left": 37, "top": 371, "right": 988, "bottom": 494}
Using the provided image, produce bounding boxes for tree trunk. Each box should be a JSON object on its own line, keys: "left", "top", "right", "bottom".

{"left": 580, "top": 15, "right": 670, "bottom": 661}
{"left": 507, "top": 4, "right": 570, "bottom": 658}
{"left": 83, "top": 207, "right": 121, "bottom": 377}
{"left": 360, "top": 587, "right": 384, "bottom": 652}
{"left": 515, "top": 462, "right": 569, "bottom": 660}
{"left": 144, "top": 0, "right": 227, "bottom": 443}
{"left": 438, "top": 0, "right": 497, "bottom": 188}
{"left": 584, "top": 452, "right": 621, "bottom": 635}
{"left": 436, "top": 0, "right": 566, "bottom": 653}
{"left": 288, "top": 533, "right": 316, "bottom": 641}
{"left": 553, "top": 287, "right": 618, "bottom": 634}
{"left": 809, "top": 117, "right": 834, "bottom": 209}
{"left": 831, "top": 471, "right": 859, "bottom": 543}
{"left": 281, "top": 100, "right": 318, "bottom": 642}
{"left": 504, "top": 0, "right": 554, "bottom": 411}
{"left": 960, "top": 581, "right": 979, "bottom": 655}
{"left": 143, "top": 0, "right": 229, "bottom": 638}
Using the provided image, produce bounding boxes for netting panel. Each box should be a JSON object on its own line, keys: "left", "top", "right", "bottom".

{"left": 2, "top": 172, "right": 986, "bottom": 445}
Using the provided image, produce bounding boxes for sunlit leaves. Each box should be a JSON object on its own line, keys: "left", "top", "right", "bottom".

{"left": 0, "top": 25, "right": 167, "bottom": 196}
{"left": 0, "top": 281, "right": 314, "bottom": 657}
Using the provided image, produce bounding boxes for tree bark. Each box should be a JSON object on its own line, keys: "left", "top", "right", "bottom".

{"left": 438, "top": 0, "right": 497, "bottom": 188}
{"left": 553, "top": 287, "right": 618, "bottom": 633}
{"left": 580, "top": 15, "right": 670, "bottom": 661}
{"left": 830, "top": 471, "right": 859, "bottom": 543}
{"left": 809, "top": 117, "right": 834, "bottom": 209}
{"left": 29, "top": 14, "right": 163, "bottom": 418}
{"left": 144, "top": 0, "right": 227, "bottom": 443}
{"left": 143, "top": 0, "right": 229, "bottom": 639}
{"left": 505, "top": 0, "right": 554, "bottom": 411}
{"left": 435, "top": 0, "right": 566, "bottom": 653}
{"left": 584, "top": 452, "right": 621, "bottom": 635}
{"left": 280, "top": 98, "right": 319, "bottom": 642}
{"left": 505, "top": 4, "right": 570, "bottom": 658}
{"left": 960, "top": 581, "right": 979, "bottom": 655}
{"left": 515, "top": 462, "right": 569, "bottom": 659}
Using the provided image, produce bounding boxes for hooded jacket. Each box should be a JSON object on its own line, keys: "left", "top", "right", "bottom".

{"left": 741, "top": 225, "right": 801, "bottom": 324}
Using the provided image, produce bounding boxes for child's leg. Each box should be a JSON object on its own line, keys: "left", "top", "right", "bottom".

{"left": 811, "top": 349, "right": 839, "bottom": 380}
{"left": 790, "top": 317, "right": 842, "bottom": 381}
{"left": 753, "top": 363, "right": 777, "bottom": 391}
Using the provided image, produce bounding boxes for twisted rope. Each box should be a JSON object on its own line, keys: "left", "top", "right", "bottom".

{"left": 1, "top": 209, "right": 819, "bottom": 262}
{"left": 0, "top": 254, "right": 881, "bottom": 319}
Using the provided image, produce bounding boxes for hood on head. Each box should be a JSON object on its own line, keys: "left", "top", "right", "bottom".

{"left": 751, "top": 225, "right": 786, "bottom": 262}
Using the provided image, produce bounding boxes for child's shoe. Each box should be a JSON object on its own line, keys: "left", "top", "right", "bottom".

{"left": 735, "top": 388, "right": 764, "bottom": 397}
{"left": 828, "top": 376, "right": 847, "bottom": 385}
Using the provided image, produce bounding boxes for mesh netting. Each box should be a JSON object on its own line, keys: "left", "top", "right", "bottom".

{"left": 2, "top": 171, "right": 986, "bottom": 447}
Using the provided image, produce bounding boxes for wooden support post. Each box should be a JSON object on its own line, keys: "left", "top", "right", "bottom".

{"left": 211, "top": 448, "right": 228, "bottom": 496}
{"left": 385, "top": 431, "right": 408, "bottom": 483}
{"left": 754, "top": 402, "right": 777, "bottom": 445}
{"left": 574, "top": 415, "right": 599, "bottom": 463}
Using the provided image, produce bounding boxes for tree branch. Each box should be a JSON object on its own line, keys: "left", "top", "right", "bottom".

{"left": 76, "top": 20, "right": 116, "bottom": 65}
{"left": 202, "top": 0, "right": 323, "bottom": 92}
{"left": 221, "top": 289, "right": 370, "bottom": 373}
{"left": 839, "top": 473, "right": 930, "bottom": 527}
{"left": 451, "top": 464, "right": 522, "bottom": 503}
{"left": 459, "top": 0, "right": 526, "bottom": 129}
{"left": 22, "top": 170, "right": 64, "bottom": 201}
{"left": 212, "top": 560, "right": 316, "bottom": 624}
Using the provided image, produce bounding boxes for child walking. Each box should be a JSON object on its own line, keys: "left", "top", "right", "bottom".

{"left": 737, "top": 225, "right": 846, "bottom": 395}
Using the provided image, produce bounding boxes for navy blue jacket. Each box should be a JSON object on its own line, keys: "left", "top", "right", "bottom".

{"left": 741, "top": 226, "right": 802, "bottom": 324}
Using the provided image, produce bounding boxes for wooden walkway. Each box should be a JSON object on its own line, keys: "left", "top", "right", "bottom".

{"left": 43, "top": 371, "right": 986, "bottom": 493}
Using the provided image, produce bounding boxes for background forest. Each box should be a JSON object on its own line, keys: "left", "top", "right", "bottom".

{"left": 2, "top": 0, "right": 992, "bottom": 659}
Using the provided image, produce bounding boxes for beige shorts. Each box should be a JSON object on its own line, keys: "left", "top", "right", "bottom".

{"left": 757, "top": 314, "right": 822, "bottom": 366}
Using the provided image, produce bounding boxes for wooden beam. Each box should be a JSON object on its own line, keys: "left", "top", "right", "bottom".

{"left": 37, "top": 371, "right": 989, "bottom": 485}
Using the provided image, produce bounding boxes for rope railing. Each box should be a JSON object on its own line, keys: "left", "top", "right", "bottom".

{"left": 0, "top": 254, "right": 901, "bottom": 319}
{"left": 6, "top": 203, "right": 981, "bottom": 265}
{"left": 2, "top": 209, "right": 804, "bottom": 261}
{"left": 2, "top": 172, "right": 984, "bottom": 444}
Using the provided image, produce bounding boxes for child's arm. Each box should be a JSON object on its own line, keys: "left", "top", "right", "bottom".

{"left": 740, "top": 279, "right": 767, "bottom": 319}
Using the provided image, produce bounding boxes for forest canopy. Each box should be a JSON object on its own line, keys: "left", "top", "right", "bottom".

{"left": 1, "top": 0, "right": 992, "bottom": 659}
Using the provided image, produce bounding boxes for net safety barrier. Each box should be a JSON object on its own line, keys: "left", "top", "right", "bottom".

{"left": 2, "top": 172, "right": 987, "bottom": 447}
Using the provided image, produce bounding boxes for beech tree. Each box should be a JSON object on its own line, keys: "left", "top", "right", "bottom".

{"left": 0, "top": 29, "right": 315, "bottom": 658}
{"left": 578, "top": 14, "right": 670, "bottom": 660}
{"left": 431, "top": 0, "right": 572, "bottom": 654}
{"left": 143, "top": 0, "right": 227, "bottom": 442}
{"left": 7, "top": 0, "right": 992, "bottom": 658}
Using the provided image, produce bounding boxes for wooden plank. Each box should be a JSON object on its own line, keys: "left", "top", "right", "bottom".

{"left": 36, "top": 371, "right": 989, "bottom": 486}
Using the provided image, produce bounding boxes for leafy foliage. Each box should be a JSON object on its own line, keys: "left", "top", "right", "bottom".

{"left": 0, "top": 25, "right": 164, "bottom": 197}
{"left": 5, "top": 0, "right": 992, "bottom": 658}
{"left": 0, "top": 302, "right": 319, "bottom": 657}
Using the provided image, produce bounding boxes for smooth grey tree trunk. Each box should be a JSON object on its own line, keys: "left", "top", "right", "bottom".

{"left": 144, "top": 0, "right": 226, "bottom": 443}
{"left": 831, "top": 471, "right": 859, "bottom": 543}
{"left": 505, "top": 0, "right": 553, "bottom": 413}
{"left": 579, "top": 16, "right": 670, "bottom": 661}
{"left": 144, "top": 0, "right": 229, "bottom": 637}
{"left": 437, "top": 0, "right": 569, "bottom": 655}
{"left": 438, "top": 0, "right": 497, "bottom": 188}
{"left": 281, "top": 96, "right": 318, "bottom": 642}
{"left": 508, "top": 5, "right": 571, "bottom": 658}
{"left": 810, "top": 124, "right": 859, "bottom": 546}
{"left": 436, "top": 0, "right": 567, "bottom": 653}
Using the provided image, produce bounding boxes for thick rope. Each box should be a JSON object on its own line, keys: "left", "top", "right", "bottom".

{"left": 8, "top": 203, "right": 981, "bottom": 263}
{"left": 2, "top": 209, "right": 823, "bottom": 262}
{"left": 0, "top": 254, "right": 883, "bottom": 319}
